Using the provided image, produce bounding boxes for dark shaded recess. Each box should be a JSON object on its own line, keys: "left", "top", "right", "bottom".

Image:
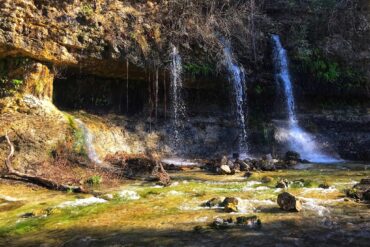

{"left": 53, "top": 69, "right": 147, "bottom": 116}
{"left": 53, "top": 69, "right": 236, "bottom": 119}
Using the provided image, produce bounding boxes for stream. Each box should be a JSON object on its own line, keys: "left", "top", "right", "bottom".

{"left": 0, "top": 162, "right": 369, "bottom": 246}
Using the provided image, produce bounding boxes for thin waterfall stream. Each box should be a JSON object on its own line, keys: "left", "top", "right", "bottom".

{"left": 75, "top": 119, "right": 102, "bottom": 165}
{"left": 170, "top": 46, "right": 186, "bottom": 149}
{"left": 272, "top": 34, "right": 341, "bottom": 163}
{"left": 221, "top": 40, "right": 249, "bottom": 156}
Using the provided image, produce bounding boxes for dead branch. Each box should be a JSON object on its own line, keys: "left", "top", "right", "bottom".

{"left": 1, "top": 132, "right": 87, "bottom": 193}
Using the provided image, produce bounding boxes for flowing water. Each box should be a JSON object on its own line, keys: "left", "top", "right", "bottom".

{"left": 170, "top": 46, "right": 187, "bottom": 148}
{"left": 0, "top": 163, "right": 369, "bottom": 246}
{"left": 272, "top": 35, "right": 340, "bottom": 163}
{"left": 75, "top": 119, "right": 102, "bottom": 165}
{"left": 222, "top": 40, "right": 248, "bottom": 155}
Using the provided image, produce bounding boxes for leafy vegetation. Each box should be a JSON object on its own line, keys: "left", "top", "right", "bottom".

{"left": 86, "top": 175, "right": 103, "bottom": 185}
{"left": 65, "top": 114, "right": 87, "bottom": 157}
{"left": 80, "top": 4, "right": 94, "bottom": 17}
{"left": 293, "top": 48, "right": 367, "bottom": 89}
{"left": 0, "top": 57, "right": 30, "bottom": 97}
{"left": 184, "top": 62, "right": 215, "bottom": 76}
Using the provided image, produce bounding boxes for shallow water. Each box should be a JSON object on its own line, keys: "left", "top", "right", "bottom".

{"left": 0, "top": 163, "right": 369, "bottom": 246}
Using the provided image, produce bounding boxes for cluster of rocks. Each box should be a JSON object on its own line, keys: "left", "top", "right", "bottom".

{"left": 210, "top": 215, "right": 261, "bottom": 229}
{"left": 346, "top": 178, "right": 370, "bottom": 201}
{"left": 203, "top": 197, "right": 240, "bottom": 213}
{"left": 205, "top": 151, "right": 304, "bottom": 175}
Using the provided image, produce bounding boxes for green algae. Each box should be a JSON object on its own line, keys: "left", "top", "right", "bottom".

{"left": 0, "top": 164, "right": 369, "bottom": 246}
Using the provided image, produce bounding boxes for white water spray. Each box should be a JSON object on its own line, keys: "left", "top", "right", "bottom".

{"left": 170, "top": 46, "right": 186, "bottom": 147}
{"left": 272, "top": 35, "right": 340, "bottom": 163}
{"left": 75, "top": 119, "right": 102, "bottom": 164}
{"left": 221, "top": 40, "right": 249, "bottom": 155}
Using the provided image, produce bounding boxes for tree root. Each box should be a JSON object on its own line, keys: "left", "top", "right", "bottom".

{"left": 1, "top": 132, "right": 87, "bottom": 193}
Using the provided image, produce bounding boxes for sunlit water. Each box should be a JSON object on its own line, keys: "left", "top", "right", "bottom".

{"left": 75, "top": 119, "right": 103, "bottom": 164}
{"left": 170, "top": 46, "right": 187, "bottom": 149}
{"left": 272, "top": 35, "right": 341, "bottom": 163}
{"left": 1, "top": 163, "right": 369, "bottom": 246}
{"left": 221, "top": 39, "right": 249, "bottom": 154}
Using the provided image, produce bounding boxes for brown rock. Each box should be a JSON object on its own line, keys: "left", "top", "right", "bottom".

{"left": 221, "top": 197, "right": 239, "bottom": 207}
{"left": 277, "top": 192, "right": 302, "bottom": 212}
{"left": 224, "top": 202, "right": 238, "bottom": 213}
{"left": 23, "top": 63, "right": 54, "bottom": 99}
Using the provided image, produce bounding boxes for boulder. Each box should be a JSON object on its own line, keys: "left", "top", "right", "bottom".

{"left": 230, "top": 161, "right": 241, "bottom": 173}
{"left": 360, "top": 178, "right": 370, "bottom": 184}
{"left": 221, "top": 197, "right": 239, "bottom": 212}
{"left": 276, "top": 179, "right": 289, "bottom": 189}
{"left": 220, "top": 156, "right": 228, "bottom": 167}
{"left": 254, "top": 159, "right": 276, "bottom": 171}
{"left": 219, "top": 164, "right": 232, "bottom": 175}
{"left": 261, "top": 176, "right": 273, "bottom": 184}
{"left": 346, "top": 178, "right": 370, "bottom": 201}
{"left": 277, "top": 192, "right": 302, "bottom": 212}
{"left": 220, "top": 197, "right": 239, "bottom": 207}
{"left": 224, "top": 202, "right": 238, "bottom": 213}
{"left": 238, "top": 160, "right": 251, "bottom": 171}
{"left": 203, "top": 197, "right": 224, "bottom": 207}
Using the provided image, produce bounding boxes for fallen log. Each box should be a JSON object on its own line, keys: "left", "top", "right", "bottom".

{"left": 1, "top": 132, "right": 87, "bottom": 193}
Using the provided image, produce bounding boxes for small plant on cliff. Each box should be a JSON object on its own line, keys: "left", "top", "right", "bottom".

{"left": 0, "top": 77, "right": 23, "bottom": 97}
{"left": 184, "top": 63, "right": 215, "bottom": 76}
{"left": 80, "top": 4, "right": 94, "bottom": 17}
{"left": 65, "top": 114, "right": 87, "bottom": 157}
{"left": 86, "top": 175, "right": 103, "bottom": 185}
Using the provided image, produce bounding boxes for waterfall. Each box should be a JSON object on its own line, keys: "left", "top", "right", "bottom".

{"left": 75, "top": 119, "right": 102, "bottom": 164}
{"left": 126, "top": 59, "right": 129, "bottom": 114}
{"left": 155, "top": 68, "right": 159, "bottom": 121}
{"left": 272, "top": 34, "right": 341, "bottom": 163}
{"left": 170, "top": 46, "right": 186, "bottom": 147}
{"left": 221, "top": 40, "right": 248, "bottom": 155}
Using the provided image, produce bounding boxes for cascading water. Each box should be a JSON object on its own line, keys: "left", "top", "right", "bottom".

{"left": 272, "top": 34, "right": 340, "bottom": 163}
{"left": 75, "top": 119, "right": 102, "bottom": 165}
{"left": 221, "top": 40, "right": 249, "bottom": 155}
{"left": 170, "top": 46, "right": 186, "bottom": 148}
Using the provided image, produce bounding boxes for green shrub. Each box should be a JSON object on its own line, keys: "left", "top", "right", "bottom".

{"left": 184, "top": 62, "right": 214, "bottom": 76}
{"left": 87, "top": 175, "right": 103, "bottom": 185}
{"left": 80, "top": 4, "right": 94, "bottom": 17}
{"left": 65, "top": 114, "right": 87, "bottom": 157}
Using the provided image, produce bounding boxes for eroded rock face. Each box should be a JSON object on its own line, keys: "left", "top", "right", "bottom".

{"left": 0, "top": 95, "right": 68, "bottom": 171}
{"left": 23, "top": 63, "right": 54, "bottom": 99}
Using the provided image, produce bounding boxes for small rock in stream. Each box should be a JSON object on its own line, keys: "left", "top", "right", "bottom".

{"left": 277, "top": 192, "right": 302, "bottom": 212}
{"left": 276, "top": 179, "right": 289, "bottom": 189}
{"left": 203, "top": 197, "right": 224, "bottom": 207}
{"left": 244, "top": 171, "right": 253, "bottom": 178}
{"left": 210, "top": 215, "right": 261, "bottom": 229}
{"left": 346, "top": 178, "right": 370, "bottom": 201}
{"left": 221, "top": 197, "right": 239, "bottom": 213}
{"left": 261, "top": 176, "right": 273, "bottom": 184}
{"left": 319, "top": 182, "right": 331, "bottom": 189}
{"left": 219, "top": 164, "right": 232, "bottom": 175}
